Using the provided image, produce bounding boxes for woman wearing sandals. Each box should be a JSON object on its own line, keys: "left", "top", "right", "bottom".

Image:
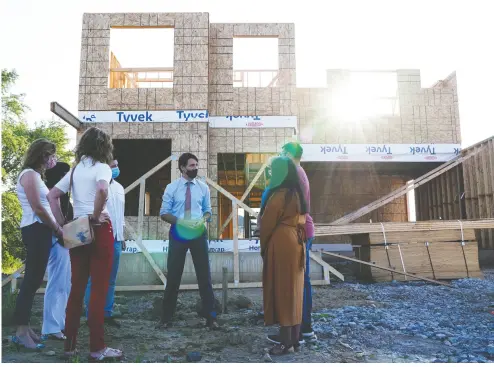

{"left": 260, "top": 156, "right": 308, "bottom": 355}
{"left": 48, "top": 127, "right": 123, "bottom": 361}
{"left": 13, "top": 139, "right": 63, "bottom": 350}
{"left": 41, "top": 162, "right": 73, "bottom": 342}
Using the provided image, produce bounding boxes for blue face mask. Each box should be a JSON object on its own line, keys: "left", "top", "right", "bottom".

{"left": 111, "top": 167, "right": 120, "bottom": 179}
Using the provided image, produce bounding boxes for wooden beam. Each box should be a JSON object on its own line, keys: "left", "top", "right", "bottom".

{"left": 125, "top": 155, "right": 175, "bottom": 194}
{"left": 309, "top": 251, "right": 342, "bottom": 282}
{"left": 481, "top": 143, "right": 492, "bottom": 246}
{"left": 232, "top": 202, "right": 240, "bottom": 286}
{"left": 204, "top": 177, "right": 258, "bottom": 217}
{"left": 110, "top": 67, "right": 174, "bottom": 72}
{"left": 321, "top": 251, "right": 453, "bottom": 288}
{"left": 1, "top": 265, "right": 25, "bottom": 287}
{"left": 50, "top": 102, "right": 81, "bottom": 130}
{"left": 126, "top": 204, "right": 168, "bottom": 286}
{"left": 218, "top": 161, "right": 268, "bottom": 236}
{"left": 315, "top": 219, "right": 494, "bottom": 237}
{"left": 331, "top": 146, "right": 488, "bottom": 225}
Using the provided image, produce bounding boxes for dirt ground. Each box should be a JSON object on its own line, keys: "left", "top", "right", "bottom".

{"left": 3, "top": 270, "right": 493, "bottom": 363}
{"left": 2, "top": 285, "right": 379, "bottom": 363}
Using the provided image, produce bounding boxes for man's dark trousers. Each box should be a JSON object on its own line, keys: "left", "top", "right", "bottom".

{"left": 161, "top": 227, "right": 216, "bottom": 322}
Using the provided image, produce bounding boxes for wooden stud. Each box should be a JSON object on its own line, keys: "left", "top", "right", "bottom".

{"left": 11, "top": 277, "right": 17, "bottom": 294}
{"left": 476, "top": 144, "right": 486, "bottom": 246}
{"left": 222, "top": 267, "right": 228, "bottom": 313}
{"left": 447, "top": 170, "right": 454, "bottom": 218}
{"left": 128, "top": 192, "right": 168, "bottom": 286}
{"left": 456, "top": 165, "right": 465, "bottom": 219}
{"left": 315, "top": 219, "right": 494, "bottom": 237}
{"left": 125, "top": 155, "right": 175, "bottom": 194}
{"left": 427, "top": 181, "right": 434, "bottom": 220}
{"left": 232, "top": 202, "right": 240, "bottom": 286}
{"left": 488, "top": 140, "right": 494, "bottom": 249}
{"left": 431, "top": 179, "right": 438, "bottom": 219}
{"left": 321, "top": 251, "right": 453, "bottom": 288}
{"left": 218, "top": 161, "right": 269, "bottom": 237}
{"left": 480, "top": 142, "right": 493, "bottom": 247}
{"left": 309, "top": 251, "right": 341, "bottom": 282}
{"left": 442, "top": 174, "right": 448, "bottom": 218}
{"left": 204, "top": 177, "right": 258, "bottom": 217}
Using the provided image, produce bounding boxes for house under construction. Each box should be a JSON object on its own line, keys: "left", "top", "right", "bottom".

{"left": 70, "top": 12, "right": 493, "bottom": 287}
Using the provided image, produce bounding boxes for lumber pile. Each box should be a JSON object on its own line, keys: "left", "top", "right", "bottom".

{"left": 351, "top": 228, "right": 483, "bottom": 282}
{"left": 314, "top": 219, "right": 494, "bottom": 237}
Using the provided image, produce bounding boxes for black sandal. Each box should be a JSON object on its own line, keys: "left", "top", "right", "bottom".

{"left": 269, "top": 344, "right": 294, "bottom": 355}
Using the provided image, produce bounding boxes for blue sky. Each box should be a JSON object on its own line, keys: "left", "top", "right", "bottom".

{"left": 1, "top": 0, "right": 492, "bottom": 148}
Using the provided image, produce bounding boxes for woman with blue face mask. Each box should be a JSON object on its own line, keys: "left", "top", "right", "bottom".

{"left": 84, "top": 159, "right": 126, "bottom": 328}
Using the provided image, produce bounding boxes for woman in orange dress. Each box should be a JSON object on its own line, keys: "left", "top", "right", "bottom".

{"left": 260, "top": 156, "right": 307, "bottom": 355}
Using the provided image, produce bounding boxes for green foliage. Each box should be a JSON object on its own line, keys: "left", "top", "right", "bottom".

{"left": 1, "top": 69, "right": 28, "bottom": 123}
{"left": 1, "top": 192, "right": 24, "bottom": 274}
{"left": 2, "top": 288, "right": 18, "bottom": 326}
{"left": 1, "top": 69, "right": 73, "bottom": 274}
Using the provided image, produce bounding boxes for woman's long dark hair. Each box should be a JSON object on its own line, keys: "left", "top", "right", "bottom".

{"left": 260, "top": 156, "right": 307, "bottom": 217}
{"left": 21, "top": 139, "right": 56, "bottom": 178}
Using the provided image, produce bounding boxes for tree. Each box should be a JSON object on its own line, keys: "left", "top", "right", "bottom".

{"left": 1, "top": 69, "right": 74, "bottom": 274}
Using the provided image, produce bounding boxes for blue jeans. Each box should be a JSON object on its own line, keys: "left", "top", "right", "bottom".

{"left": 84, "top": 239, "right": 122, "bottom": 317}
{"left": 302, "top": 237, "right": 314, "bottom": 333}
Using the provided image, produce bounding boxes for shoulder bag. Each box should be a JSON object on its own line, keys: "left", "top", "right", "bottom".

{"left": 62, "top": 164, "right": 94, "bottom": 249}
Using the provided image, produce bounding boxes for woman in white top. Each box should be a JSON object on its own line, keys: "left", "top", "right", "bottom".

{"left": 48, "top": 127, "right": 123, "bottom": 361}
{"left": 13, "top": 139, "right": 62, "bottom": 351}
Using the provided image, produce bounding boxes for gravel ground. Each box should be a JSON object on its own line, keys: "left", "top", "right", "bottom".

{"left": 313, "top": 270, "right": 494, "bottom": 363}
{"left": 2, "top": 269, "right": 493, "bottom": 363}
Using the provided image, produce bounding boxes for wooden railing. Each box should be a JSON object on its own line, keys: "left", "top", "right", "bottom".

{"left": 110, "top": 67, "right": 173, "bottom": 88}
{"left": 233, "top": 69, "right": 279, "bottom": 88}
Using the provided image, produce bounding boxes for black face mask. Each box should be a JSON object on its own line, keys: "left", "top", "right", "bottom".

{"left": 186, "top": 169, "right": 198, "bottom": 179}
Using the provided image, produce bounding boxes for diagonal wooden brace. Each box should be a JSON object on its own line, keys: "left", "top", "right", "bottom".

{"left": 218, "top": 161, "right": 268, "bottom": 237}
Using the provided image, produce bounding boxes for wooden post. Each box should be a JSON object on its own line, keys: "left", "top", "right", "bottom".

{"left": 125, "top": 155, "right": 175, "bottom": 195}
{"left": 137, "top": 179, "right": 146, "bottom": 246}
{"left": 11, "top": 277, "right": 17, "bottom": 294}
{"left": 232, "top": 202, "right": 240, "bottom": 286}
{"left": 222, "top": 267, "right": 228, "bottom": 313}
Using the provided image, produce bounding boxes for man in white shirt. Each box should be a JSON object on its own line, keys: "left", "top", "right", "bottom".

{"left": 84, "top": 159, "right": 126, "bottom": 327}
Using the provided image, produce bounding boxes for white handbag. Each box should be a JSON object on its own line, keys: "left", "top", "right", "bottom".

{"left": 62, "top": 164, "right": 94, "bottom": 249}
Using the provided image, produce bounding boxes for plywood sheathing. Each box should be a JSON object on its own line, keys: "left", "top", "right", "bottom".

{"left": 415, "top": 167, "right": 464, "bottom": 222}
{"left": 308, "top": 165, "right": 408, "bottom": 244}
{"left": 461, "top": 137, "right": 494, "bottom": 250}
{"left": 298, "top": 70, "right": 460, "bottom": 145}
{"left": 80, "top": 13, "right": 209, "bottom": 112}
{"left": 208, "top": 23, "right": 296, "bottom": 116}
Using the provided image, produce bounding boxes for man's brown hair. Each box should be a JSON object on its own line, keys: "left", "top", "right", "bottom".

{"left": 75, "top": 127, "right": 113, "bottom": 165}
